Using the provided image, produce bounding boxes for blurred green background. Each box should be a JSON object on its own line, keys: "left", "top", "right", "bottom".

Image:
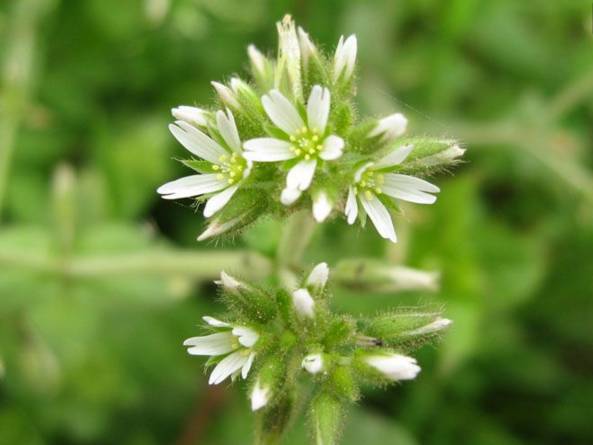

{"left": 1, "top": 0, "right": 592, "bottom": 444}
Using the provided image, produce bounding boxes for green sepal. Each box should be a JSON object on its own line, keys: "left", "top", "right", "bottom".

{"left": 309, "top": 392, "right": 344, "bottom": 445}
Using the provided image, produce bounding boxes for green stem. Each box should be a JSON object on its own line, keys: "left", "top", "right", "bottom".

{"left": 276, "top": 210, "right": 316, "bottom": 270}
{"left": 0, "top": 250, "right": 273, "bottom": 281}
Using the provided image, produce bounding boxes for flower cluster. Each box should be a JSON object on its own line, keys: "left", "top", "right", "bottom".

{"left": 183, "top": 264, "right": 451, "bottom": 418}
{"left": 158, "top": 15, "right": 464, "bottom": 242}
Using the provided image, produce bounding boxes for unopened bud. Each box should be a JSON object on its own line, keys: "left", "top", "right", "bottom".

{"left": 364, "top": 353, "right": 420, "bottom": 381}
{"left": 251, "top": 379, "right": 270, "bottom": 411}
{"left": 302, "top": 353, "right": 324, "bottom": 374}
{"left": 211, "top": 81, "right": 240, "bottom": 109}
{"left": 292, "top": 288, "right": 315, "bottom": 318}
{"left": 333, "top": 35, "right": 357, "bottom": 82}
{"left": 368, "top": 113, "right": 408, "bottom": 142}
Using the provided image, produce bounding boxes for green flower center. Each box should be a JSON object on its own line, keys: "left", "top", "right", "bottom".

{"left": 355, "top": 169, "right": 384, "bottom": 199}
{"left": 213, "top": 153, "right": 247, "bottom": 185}
{"left": 289, "top": 126, "right": 323, "bottom": 160}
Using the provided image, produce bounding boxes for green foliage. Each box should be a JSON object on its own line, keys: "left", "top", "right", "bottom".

{"left": 1, "top": 0, "right": 592, "bottom": 445}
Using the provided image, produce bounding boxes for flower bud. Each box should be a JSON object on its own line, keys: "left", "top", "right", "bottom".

{"left": 211, "top": 81, "right": 240, "bottom": 109}
{"left": 333, "top": 35, "right": 357, "bottom": 82}
{"left": 333, "top": 259, "right": 439, "bottom": 293}
{"left": 215, "top": 271, "right": 244, "bottom": 294}
{"left": 306, "top": 262, "right": 329, "bottom": 294}
{"left": 368, "top": 113, "right": 408, "bottom": 142}
{"left": 171, "top": 106, "right": 209, "bottom": 127}
{"left": 312, "top": 191, "right": 332, "bottom": 222}
{"left": 405, "top": 317, "right": 452, "bottom": 336}
{"left": 292, "top": 288, "right": 315, "bottom": 318}
{"left": 251, "top": 379, "right": 270, "bottom": 411}
{"left": 280, "top": 187, "right": 302, "bottom": 206}
{"left": 297, "top": 27, "right": 317, "bottom": 69}
{"left": 276, "top": 14, "right": 302, "bottom": 100}
{"left": 302, "top": 353, "right": 324, "bottom": 374}
{"left": 247, "top": 44, "right": 266, "bottom": 76}
{"left": 364, "top": 353, "right": 420, "bottom": 381}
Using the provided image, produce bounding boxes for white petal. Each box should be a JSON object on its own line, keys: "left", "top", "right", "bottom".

{"left": 280, "top": 187, "right": 302, "bottom": 206}
{"left": 243, "top": 138, "right": 295, "bottom": 162}
{"left": 302, "top": 353, "right": 324, "bottom": 374}
{"left": 368, "top": 113, "right": 408, "bottom": 142}
{"left": 261, "top": 89, "right": 304, "bottom": 135}
{"left": 312, "top": 192, "right": 332, "bottom": 223}
{"left": 292, "top": 288, "right": 315, "bottom": 318}
{"left": 374, "top": 144, "right": 414, "bottom": 169}
{"left": 306, "top": 263, "right": 329, "bottom": 292}
{"left": 203, "top": 184, "right": 239, "bottom": 218}
{"left": 208, "top": 350, "right": 249, "bottom": 385}
{"left": 172, "top": 106, "right": 208, "bottom": 127}
{"left": 216, "top": 109, "right": 241, "bottom": 153}
{"left": 169, "top": 121, "right": 227, "bottom": 164}
{"left": 241, "top": 352, "right": 256, "bottom": 379}
{"left": 345, "top": 187, "right": 358, "bottom": 225}
{"left": 359, "top": 193, "right": 397, "bottom": 243}
{"left": 251, "top": 379, "right": 270, "bottom": 411}
{"left": 157, "top": 174, "right": 227, "bottom": 200}
{"left": 382, "top": 174, "right": 440, "bottom": 204}
{"left": 232, "top": 326, "right": 259, "bottom": 348}
{"left": 202, "top": 316, "right": 230, "bottom": 328}
{"left": 183, "top": 332, "right": 235, "bottom": 356}
{"left": 286, "top": 159, "right": 317, "bottom": 191}
{"left": 319, "top": 135, "right": 344, "bottom": 161}
{"left": 306, "top": 85, "right": 330, "bottom": 133}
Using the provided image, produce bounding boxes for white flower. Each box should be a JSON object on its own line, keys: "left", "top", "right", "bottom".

{"left": 172, "top": 106, "right": 209, "bottom": 127}
{"left": 312, "top": 191, "right": 332, "bottom": 222}
{"left": 183, "top": 316, "right": 259, "bottom": 385}
{"left": 250, "top": 379, "right": 270, "bottom": 411}
{"left": 302, "top": 353, "right": 324, "bottom": 374}
{"left": 158, "top": 109, "right": 252, "bottom": 218}
{"left": 333, "top": 35, "right": 357, "bottom": 82}
{"left": 344, "top": 145, "right": 439, "bottom": 243}
{"left": 292, "top": 288, "right": 315, "bottom": 318}
{"left": 368, "top": 113, "right": 408, "bottom": 143}
{"left": 243, "top": 86, "right": 344, "bottom": 201}
{"left": 364, "top": 353, "right": 421, "bottom": 381}
{"left": 306, "top": 262, "right": 329, "bottom": 294}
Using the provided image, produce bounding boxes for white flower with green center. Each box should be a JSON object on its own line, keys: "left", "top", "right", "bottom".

{"left": 157, "top": 109, "right": 252, "bottom": 217}
{"left": 345, "top": 145, "right": 440, "bottom": 243}
{"left": 183, "top": 316, "right": 259, "bottom": 385}
{"left": 243, "top": 85, "right": 344, "bottom": 203}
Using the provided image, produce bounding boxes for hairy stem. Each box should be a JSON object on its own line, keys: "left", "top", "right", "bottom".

{"left": 276, "top": 210, "right": 316, "bottom": 270}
